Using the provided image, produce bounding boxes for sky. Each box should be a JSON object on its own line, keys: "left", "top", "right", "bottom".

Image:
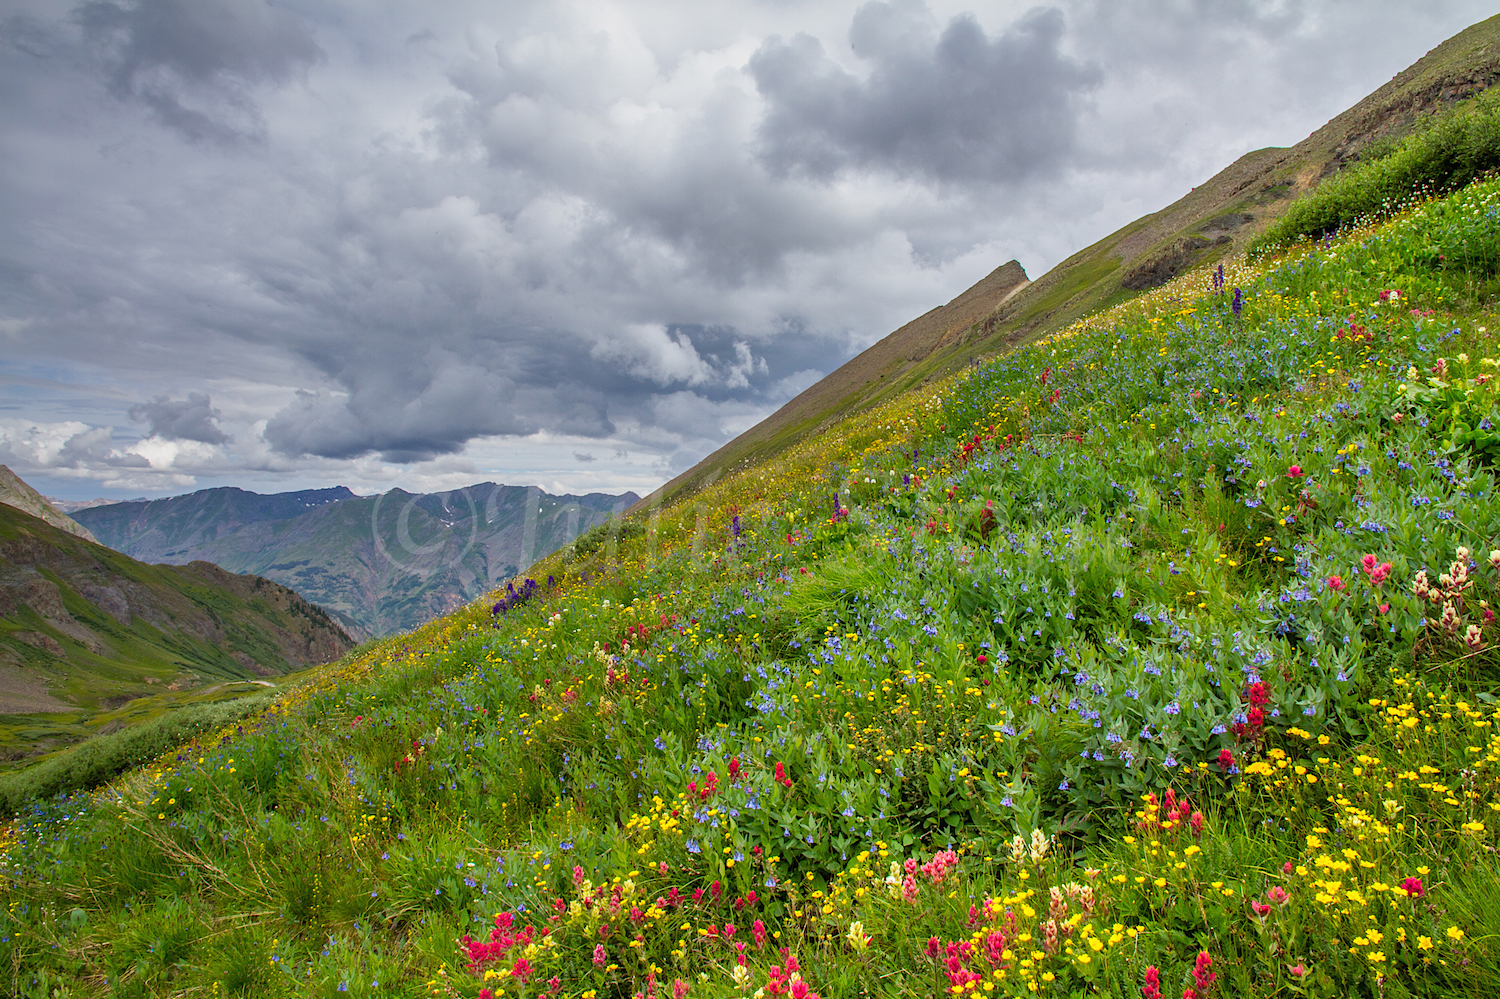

{"left": 1, "top": 0, "right": 1493, "bottom": 502}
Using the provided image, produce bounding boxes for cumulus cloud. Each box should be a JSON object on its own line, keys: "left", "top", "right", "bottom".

{"left": 0, "top": 420, "right": 148, "bottom": 470}
{"left": 128, "top": 391, "right": 231, "bottom": 443}
{"left": 750, "top": 3, "right": 1101, "bottom": 183}
{"left": 587, "top": 324, "right": 767, "bottom": 390}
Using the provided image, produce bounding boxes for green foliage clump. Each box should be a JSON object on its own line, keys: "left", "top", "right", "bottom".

{"left": 1253, "top": 89, "right": 1500, "bottom": 255}
{"left": 0, "top": 692, "right": 273, "bottom": 816}
{"left": 569, "top": 515, "right": 645, "bottom": 558}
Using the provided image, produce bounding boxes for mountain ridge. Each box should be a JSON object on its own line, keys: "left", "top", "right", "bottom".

{"left": 74, "top": 482, "right": 639, "bottom": 638}
{"left": 636, "top": 12, "right": 1500, "bottom": 513}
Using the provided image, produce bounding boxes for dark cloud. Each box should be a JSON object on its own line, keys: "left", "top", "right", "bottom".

{"left": 750, "top": 3, "right": 1101, "bottom": 183}
{"left": 264, "top": 372, "right": 537, "bottom": 464}
{"left": 128, "top": 391, "right": 230, "bottom": 443}
{"left": 74, "top": 0, "right": 322, "bottom": 142}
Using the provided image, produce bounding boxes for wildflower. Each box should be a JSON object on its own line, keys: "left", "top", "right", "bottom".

{"left": 1142, "top": 965, "right": 1162, "bottom": 999}
{"left": 1287, "top": 465, "right": 1305, "bottom": 478}
{"left": 846, "top": 921, "right": 871, "bottom": 952}
{"left": 1217, "top": 749, "right": 1235, "bottom": 772}
{"left": 1266, "top": 886, "right": 1290, "bottom": 906}
{"left": 1192, "top": 951, "right": 1216, "bottom": 993}
{"left": 1326, "top": 575, "right": 1345, "bottom": 592}
{"left": 1399, "top": 877, "right": 1424, "bottom": 897}
{"left": 1447, "top": 926, "right": 1465, "bottom": 942}
{"left": 593, "top": 945, "right": 607, "bottom": 967}
{"left": 1029, "top": 828, "right": 1051, "bottom": 862}
{"left": 1287, "top": 964, "right": 1309, "bottom": 978}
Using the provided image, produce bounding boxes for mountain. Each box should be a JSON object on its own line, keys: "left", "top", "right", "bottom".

{"left": 0, "top": 501, "right": 352, "bottom": 762}
{"left": 10, "top": 17, "right": 1500, "bottom": 999}
{"left": 45, "top": 496, "right": 145, "bottom": 515}
{"left": 74, "top": 483, "right": 639, "bottom": 638}
{"left": 0, "top": 465, "right": 99, "bottom": 543}
{"left": 639, "top": 12, "right": 1500, "bottom": 512}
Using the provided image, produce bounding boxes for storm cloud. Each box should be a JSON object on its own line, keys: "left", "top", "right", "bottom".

{"left": 751, "top": 4, "right": 1101, "bottom": 183}
{"left": 129, "top": 391, "right": 231, "bottom": 444}
{"left": 76, "top": 0, "right": 323, "bottom": 143}
{"left": 0, "top": 0, "right": 1493, "bottom": 500}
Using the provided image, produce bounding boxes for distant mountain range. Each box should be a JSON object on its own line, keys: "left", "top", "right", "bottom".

{"left": 47, "top": 495, "right": 147, "bottom": 515}
{"left": 0, "top": 499, "right": 353, "bottom": 761}
{"left": 74, "top": 483, "right": 639, "bottom": 638}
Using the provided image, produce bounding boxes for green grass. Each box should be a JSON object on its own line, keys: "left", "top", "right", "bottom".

{"left": 4, "top": 172, "right": 1500, "bottom": 999}
{"left": 0, "top": 690, "right": 276, "bottom": 816}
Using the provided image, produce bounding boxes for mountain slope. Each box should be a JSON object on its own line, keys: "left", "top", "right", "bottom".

{"left": 6, "top": 169, "right": 1498, "bottom": 996}
{"left": 639, "top": 13, "right": 1500, "bottom": 512}
{"left": 0, "top": 465, "right": 98, "bottom": 543}
{"left": 6, "top": 19, "right": 1500, "bottom": 998}
{"left": 0, "top": 502, "right": 352, "bottom": 762}
{"left": 75, "top": 483, "right": 639, "bottom": 638}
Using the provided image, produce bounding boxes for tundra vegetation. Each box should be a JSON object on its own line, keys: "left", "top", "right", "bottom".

{"left": 4, "top": 129, "right": 1500, "bottom": 999}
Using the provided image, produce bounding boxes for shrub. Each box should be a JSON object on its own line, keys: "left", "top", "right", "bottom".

{"left": 1252, "top": 88, "right": 1500, "bottom": 255}
{"left": 0, "top": 692, "right": 274, "bottom": 816}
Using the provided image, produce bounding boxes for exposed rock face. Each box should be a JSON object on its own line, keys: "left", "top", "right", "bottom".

{"left": 1120, "top": 236, "right": 1231, "bottom": 291}
{"left": 13, "top": 631, "right": 67, "bottom": 658}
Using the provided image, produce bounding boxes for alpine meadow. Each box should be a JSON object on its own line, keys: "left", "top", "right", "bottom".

{"left": 7, "top": 22, "right": 1500, "bottom": 999}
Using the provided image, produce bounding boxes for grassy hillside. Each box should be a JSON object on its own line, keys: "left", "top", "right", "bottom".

{"left": 0, "top": 503, "right": 352, "bottom": 766}
{"left": 641, "top": 14, "right": 1500, "bottom": 514}
{"left": 3, "top": 167, "right": 1498, "bottom": 997}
